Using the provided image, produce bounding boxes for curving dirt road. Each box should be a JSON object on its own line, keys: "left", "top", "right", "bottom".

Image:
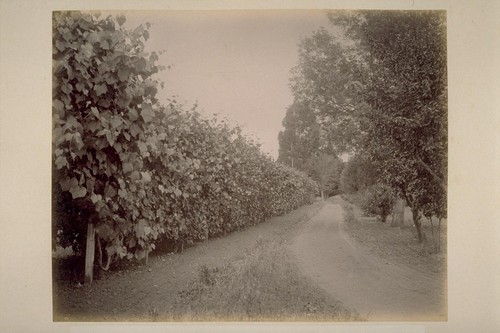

{"left": 291, "top": 202, "right": 447, "bottom": 321}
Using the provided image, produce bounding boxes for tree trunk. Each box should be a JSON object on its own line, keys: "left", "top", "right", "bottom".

{"left": 320, "top": 190, "right": 325, "bottom": 201}
{"left": 401, "top": 190, "right": 424, "bottom": 243}
{"left": 391, "top": 198, "right": 405, "bottom": 227}
{"left": 416, "top": 155, "right": 447, "bottom": 192}
{"left": 84, "top": 223, "right": 95, "bottom": 284}
{"left": 437, "top": 218, "right": 442, "bottom": 252}
{"left": 411, "top": 208, "right": 424, "bottom": 243}
{"left": 429, "top": 217, "right": 437, "bottom": 253}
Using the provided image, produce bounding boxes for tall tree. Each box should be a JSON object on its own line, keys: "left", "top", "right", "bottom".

{"left": 349, "top": 11, "right": 447, "bottom": 241}
{"left": 291, "top": 11, "right": 447, "bottom": 242}
{"left": 277, "top": 101, "right": 320, "bottom": 170}
{"left": 278, "top": 101, "right": 343, "bottom": 199}
{"left": 290, "top": 26, "right": 369, "bottom": 154}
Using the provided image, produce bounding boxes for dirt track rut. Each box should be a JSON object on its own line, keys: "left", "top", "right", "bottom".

{"left": 291, "top": 203, "right": 447, "bottom": 321}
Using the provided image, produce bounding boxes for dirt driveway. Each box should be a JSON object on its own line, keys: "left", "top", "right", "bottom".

{"left": 55, "top": 199, "right": 446, "bottom": 321}
{"left": 291, "top": 201, "right": 447, "bottom": 321}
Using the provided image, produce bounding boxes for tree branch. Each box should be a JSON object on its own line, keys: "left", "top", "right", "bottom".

{"left": 96, "top": 236, "right": 112, "bottom": 271}
{"left": 416, "top": 154, "right": 447, "bottom": 192}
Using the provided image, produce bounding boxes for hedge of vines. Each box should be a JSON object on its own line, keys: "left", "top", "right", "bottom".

{"left": 52, "top": 12, "right": 318, "bottom": 263}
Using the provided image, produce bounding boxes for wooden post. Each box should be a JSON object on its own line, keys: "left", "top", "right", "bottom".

{"left": 204, "top": 227, "right": 209, "bottom": 243}
{"left": 84, "top": 223, "right": 95, "bottom": 285}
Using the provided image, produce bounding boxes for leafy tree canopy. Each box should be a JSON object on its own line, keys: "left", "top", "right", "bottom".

{"left": 291, "top": 10, "right": 447, "bottom": 240}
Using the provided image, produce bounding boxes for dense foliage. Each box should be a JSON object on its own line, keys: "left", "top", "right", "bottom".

{"left": 277, "top": 101, "right": 343, "bottom": 198}
{"left": 52, "top": 11, "right": 163, "bottom": 257}
{"left": 340, "top": 155, "right": 394, "bottom": 222}
{"left": 359, "top": 183, "right": 396, "bottom": 222}
{"left": 339, "top": 154, "right": 377, "bottom": 194}
{"left": 52, "top": 12, "right": 318, "bottom": 268}
{"left": 277, "top": 101, "right": 320, "bottom": 170}
{"left": 290, "top": 11, "right": 447, "bottom": 241}
{"left": 304, "top": 153, "right": 343, "bottom": 198}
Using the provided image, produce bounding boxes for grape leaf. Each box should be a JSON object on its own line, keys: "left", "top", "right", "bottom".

{"left": 110, "top": 116, "right": 122, "bottom": 129}
{"left": 137, "top": 141, "right": 147, "bottom": 156}
{"left": 118, "top": 188, "right": 127, "bottom": 199}
{"left": 118, "top": 67, "right": 131, "bottom": 82}
{"left": 140, "top": 171, "right": 151, "bottom": 182}
{"left": 80, "top": 43, "right": 93, "bottom": 58}
{"left": 94, "top": 83, "right": 108, "bottom": 96}
{"left": 128, "top": 108, "right": 139, "bottom": 121}
{"left": 54, "top": 99, "right": 64, "bottom": 112}
{"left": 116, "top": 15, "right": 126, "bottom": 26}
{"left": 104, "top": 184, "right": 117, "bottom": 198}
{"left": 90, "top": 106, "right": 100, "bottom": 118}
{"left": 55, "top": 156, "right": 68, "bottom": 170}
{"left": 135, "top": 58, "right": 147, "bottom": 72}
{"left": 130, "top": 123, "right": 141, "bottom": 138}
{"left": 123, "top": 162, "right": 133, "bottom": 173}
{"left": 69, "top": 183, "right": 87, "bottom": 199}
{"left": 140, "top": 103, "right": 154, "bottom": 122}
{"left": 130, "top": 171, "right": 140, "bottom": 181}
{"left": 105, "top": 130, "right": 115, "bottom": 146}
{"left": 91, "top": 193, "right": 102, "bottom": 204}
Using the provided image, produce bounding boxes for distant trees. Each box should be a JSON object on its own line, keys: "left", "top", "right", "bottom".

{"left": 290, "top": 10, "right": 447, "bottom": 242}
{"left": 339, "top": 154, "right": 376, "bottom": 194}
{"left": 306, "top": 153, "right": 344, "bottom": 199}
{"left": 277, "top": 102, "right": 342, "bottom": 199}
{"left": 359, "top": 183, "right": 396, "bottom": 223}
{"left": 340, "top": 155, "right": 396, "bottom": 223}
{"left": 277, "top": 101, "right": 320, "bottom": 170}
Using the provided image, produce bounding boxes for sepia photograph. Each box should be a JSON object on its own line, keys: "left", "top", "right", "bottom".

{"left": 51, "top": 9, "right": 447, "bottom": 322}
{"left": 1, "top": 0, "right": 499, "bottom": 332}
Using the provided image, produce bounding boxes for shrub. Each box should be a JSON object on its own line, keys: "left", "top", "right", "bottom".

{"left": 359, "top": 183, "right": 396, "bottom": 222}
{"left": 341, "top": 202, "right": 357, "bottom": 224}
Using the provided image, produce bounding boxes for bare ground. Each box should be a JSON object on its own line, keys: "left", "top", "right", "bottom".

{"left": 53, "top": 200, "right": 356, "bottom": 321}
{"left": 53, "top": 196, "right": 446, "bottom": 322}
{"left": 291, "top": 196, "right": 447, "bottom": 321}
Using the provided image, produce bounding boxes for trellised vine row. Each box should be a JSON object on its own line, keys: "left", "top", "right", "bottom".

{"left": 52, "top": 12, "right": 318, "bottom": 283}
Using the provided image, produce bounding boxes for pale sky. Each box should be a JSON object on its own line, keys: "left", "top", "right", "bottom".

{"left": 123, "top": 10, "right": 331, "bottom": 158}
